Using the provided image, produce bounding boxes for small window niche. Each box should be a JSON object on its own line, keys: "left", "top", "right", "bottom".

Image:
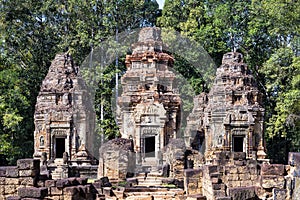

{"left": 39, "top": 136, "right": 45, "bottom": 147}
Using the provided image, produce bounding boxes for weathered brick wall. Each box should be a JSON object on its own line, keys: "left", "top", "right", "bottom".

{"left": 223, "top": 153, "right": 259, "bottom": 189}
{"left": 98, "top": 138, "right": 135, "bottom": 181}
{"left": 163, "top": 138, "right": 185, "bottom": 182}
{"left": 6, "top": 177, "right": 99, "bottom": 200}
{"left": 0, "top": 159, "right": 39, "bottom": 199}
{"left": 184, "top": 168, "right": 203, "bottom": 195}
{"left": 184, "top": 152, "right": 300, "bottom": 200}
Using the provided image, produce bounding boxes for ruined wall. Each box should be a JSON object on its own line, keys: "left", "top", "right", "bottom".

{"left": 0, "top": 159, "right": 39, "bottom": 199}
{"left": 0, "top": 159, "right": 102, "bottom": 200}
{"left": 163, "top": 138, "right": 186, "bottom": 187}
{"left": 98, "top": 138, "right": 135, "bottom": 181}
{"left": 184, "top": 152, "right": 300, "bottom": 200}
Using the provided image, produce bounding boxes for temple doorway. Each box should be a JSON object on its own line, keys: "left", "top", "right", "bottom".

{"left": 233, "top": 136, "right": 244, "bottom": 152}
{"left": 145, "top": 136, "right": 155, "bottom": 157}
{"left": 55, "top": 138, "right": 65, "bottom": 158}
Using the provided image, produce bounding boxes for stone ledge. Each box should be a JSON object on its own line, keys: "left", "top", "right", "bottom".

{"left": 17, "top": 159, "right": 40, "bottom": 171}
{"left": 261, "top": 164, "right": 285, "bottom": 176}
{"left": 261, "top": 175, "right": 285, "bottom": 189}
{"left": 18, "top": 187, "right": 48, "bottom": 198}
{"left": 6, "top": 167, "right": 19, "bottom": 178}
{"left": 228, "top": 186, "right": 256, "bottom": 200}
{"left": 184, "top": 169, "right": 202, "bottom": 177}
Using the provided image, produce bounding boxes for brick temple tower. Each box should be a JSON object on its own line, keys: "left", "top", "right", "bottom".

{"left": 33, "top": 53, "right": 95, "bottom": 164}
{"left": 185, "top": 52, "right": 266, "bottom": 161}
{"left": 117, "top": 28, "right": 181, "bottom": 168}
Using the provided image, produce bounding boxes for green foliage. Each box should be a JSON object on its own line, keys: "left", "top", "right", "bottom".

{"left": 0, "top": 67, "right": 33, "bottom": 164}
{"left": 260, "top": 47, "right": 300, "bottom": 163}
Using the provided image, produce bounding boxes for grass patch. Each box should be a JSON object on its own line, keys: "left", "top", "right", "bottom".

{"left": 87, "top": 179, "right": 96, "bottom": 183}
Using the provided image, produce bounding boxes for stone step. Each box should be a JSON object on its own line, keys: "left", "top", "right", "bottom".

{"left": 125, "top": 196, "right": 153, "bottom": 200}
{"left": 136, "top": 176, "right": 163, "bottom": 181}
{"left": 125, "top": 191, "right": 178, "bottom": 197}
{"left": 126, "top": 195, "right": 177, "bottom": 200}
{"left": 147, "top": 171, "right": 163, "bottom": 177}
{"left": 138, "top": 182, "right": 162, "bottom": 187}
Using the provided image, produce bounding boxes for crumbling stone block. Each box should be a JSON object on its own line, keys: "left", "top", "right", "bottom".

{"left": 237, "top": 166, "right": 247, "bottom": 174}
{"left": 6, "top": 178, "right": 19, "bottom": 185}
{"left": 212, "top": 183, "right": 225, "bottom": 190}
{"left": 0, "top": 184, "right": 4, "bottom": 193}
{"left": 228, "top": 186, "right": 256, "bottom": 200}
{"left": 213, "top": 190, "right": 226, "bottom": 197}
{"left": 261, "top": 175, "right": 285, "bottom": 189}
{"left": 233, "top": 152, "right": 246, "bottom": 160}
{"left": 216, "top": 197, "right": 231, "bottom": 200}
{"left": 49, "top": 187, "right": 63, "bottom": 195}
{"left": 76, "top": 177, "right": 88, "bottom": 185}
{"left": 234, "top": 160, "right": 245, "bottom": 166}
{"left": 184, "top": 169, "right": 202, "bottom": 178}
{"left": 261, "top": 164, "right": 285, "bottom": 176}
{"left": 18, "top": 187, "right": 48, "bottom": 198}
{"left": 19, "top": 177, "right": 34, "bottom": 186}
{"left": 0, "top": 167, "right": 6, "bottom": 177}
{"left": 4, "top": 185, "right": 17, "bottom": 195}
{"left": 293, "top": 178, "right": 300, "bottom": 199}
{"left": 45, "top": 179, "right": 56, "bottom": 187}
{"left": 6, "top": 196, "right": 21, "bottom": 200}
{"left": 225, "top": 166, "right": 237, "bottom": 174}
{"left": 292, "top": 166, "right": 300, "bottom": 177}
{"left": 288, "top": 152, "right": 300, "bottom": 166}
{"left": 126, "top": 196, "right": 153, "bottom": 200}
{"left": 6, "top": 167, "right": 19, "bottom": 178}
{"left": 207, "top": 166, "right": 218, "bottom": 174}
{"left": 56, "top": 178, "right": 71, "bottom": 188}
{"left": 63, "top": 186, "right": 79, "bottom": 196}
{"left": 186, "top": 194, "right": 207, "bottom": 200}
{"left": 273, "top": 188, "right": 286, "bottom": 200}
{"left": 17, "top": 159, "right": 40, "bottom": 171}
{"left": 67, "top": 177, "right": 80, "bottom": 186}
{"left": 19, "top": 169, "right": 37, "bottom": 177}
{"left": 0, "top": 177, "right": 5, "bottom": 184}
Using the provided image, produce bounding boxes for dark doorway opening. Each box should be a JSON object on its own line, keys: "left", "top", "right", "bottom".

{"left": 56, "top": 138, "right": 65, "bottom": 158}
{"left": 233, "top": 136, "right": 244, "bottom": 152}
{"left": 145, "top": 136, "right": 155, "bottom": 157}
{"left": 191, "top": 130, "right": 205, "bottom": 151}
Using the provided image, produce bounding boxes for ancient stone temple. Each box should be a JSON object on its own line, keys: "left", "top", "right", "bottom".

{"left": 117, "top": 27, "right": 181, "bottom": 169}
{"left": 33, "top": 53, "right": 95, "bottom": 164}
{"left": 185, "top": 52, "right": 266, "bottom": 161}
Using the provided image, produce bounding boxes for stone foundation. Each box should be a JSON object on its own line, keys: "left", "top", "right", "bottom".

{"left": 98, "top": 138, "right": 135, "bottom": 181}
{"left": 183, "top": 152, "right": 300, "bottom": 200}
{"left": 0, "top": 159, "right": 39, "bottom": 199}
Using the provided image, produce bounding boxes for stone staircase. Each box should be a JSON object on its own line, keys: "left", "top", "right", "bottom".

{"left": 124, "top": 187, "right": 185, "bottom": 200}
{"left": 123, "top": 168, "right": 185, "bottom": 200}
{"left": 134, "top": 171, "right": 163, "bottom": 187}
{"left": 51, "top": 159, "right": 68, "bottom": 179}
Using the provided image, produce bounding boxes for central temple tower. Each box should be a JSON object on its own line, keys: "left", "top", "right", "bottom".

{"left": 117, "top": 28, "right": 181, "bottom": 168}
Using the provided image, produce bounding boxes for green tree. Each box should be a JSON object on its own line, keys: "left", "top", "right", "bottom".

{"left": 259, "top": 48, "right": 300, "bottom": 163}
